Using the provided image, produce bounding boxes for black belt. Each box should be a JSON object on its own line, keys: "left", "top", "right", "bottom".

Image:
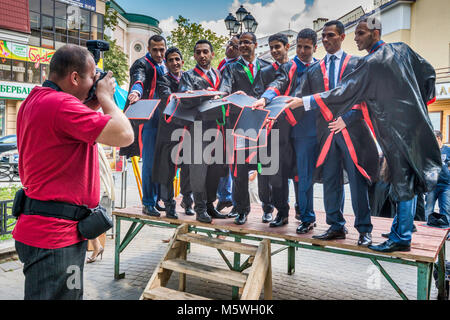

{"left": 23, "top": 197, "right": 91, "bottom": 221}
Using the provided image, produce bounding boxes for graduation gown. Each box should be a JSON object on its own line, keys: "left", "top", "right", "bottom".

{"left": 299, "top": 53, "right": 379, "bottom": 184}
{"left": 219, "top": 57, "right": 271, "bottom": 168}
{"left": 178, "top": 67, "right": 227, "bottom": 193}
{"left": 120, "top": 55, "right": 161, "bottom": 158}
{"left": 152, "top": 73, "right": 184, "bottom": 185}
{"left": 303, "top": 42, "right": 440, "bottom": 201}
{"left": 258, "top": 62, "right": 296, "bottom": 186}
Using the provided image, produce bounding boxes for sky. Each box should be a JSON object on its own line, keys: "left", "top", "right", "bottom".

{"left": 114, "top": 0, "right": 374, "bottom": 38}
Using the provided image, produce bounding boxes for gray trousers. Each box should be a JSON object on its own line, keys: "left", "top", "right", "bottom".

{"left": 15, "top": 240, "right": 87, "bottom": 300}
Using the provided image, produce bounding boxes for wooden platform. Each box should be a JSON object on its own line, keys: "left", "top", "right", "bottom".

{"left": 113, "top": 203, "right": 449, "bottom": 264}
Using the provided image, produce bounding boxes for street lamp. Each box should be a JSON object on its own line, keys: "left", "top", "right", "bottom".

{"left": 224, "top": 4, "right": 258, "bottom": 36}
{"left": 236, "top": 5, "right": 248, "bottom": 22}
{"left": 242, "top": 13, "right": 256, "bottom": 31}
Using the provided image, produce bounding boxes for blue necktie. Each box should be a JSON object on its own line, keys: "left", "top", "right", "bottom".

{"left": 328, "top": 55, "right": 336, "bottom": 90}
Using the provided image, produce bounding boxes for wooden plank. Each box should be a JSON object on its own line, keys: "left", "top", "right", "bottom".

{"left": 241, "top": 239, "right": 271, "bottom": 300}
{"left": 115, "top": 204, "right": 447, "bottom": 263}
{"left": 161, "top": 258, "right": 248, "bottom": 288}
{"left": 143, "top": 287, "right": 211, "bottom": 300}
{"left": 177, "top": 233, "right": 258, "bottom": 256}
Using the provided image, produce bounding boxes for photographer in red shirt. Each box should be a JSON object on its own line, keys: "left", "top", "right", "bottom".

{"left": 12, "top": 45, "right": 133, "bottom": 300}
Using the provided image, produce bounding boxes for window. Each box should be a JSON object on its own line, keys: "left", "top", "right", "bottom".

{"left": 42, "top": 0, "right": 54, "bottom": 16}
{"left": 28, "top": 0, "right": 103, "bottom": 48}
{"left": 29, "top": 0, "right": 40, "bottom": 13}
{"left": 27, "top": 62, "right": 41, "bottom": 84}
{"left": 134, "top": 43, "right": 142, "bottom": 53}
{"left": 0, "top": 59, "right": 12, "bottom": 81}
{"left": 12, "top": 60, "right": 26, "bottom": 82}
{"left": 429, "top": 112, "right": 442, "bottom": 131}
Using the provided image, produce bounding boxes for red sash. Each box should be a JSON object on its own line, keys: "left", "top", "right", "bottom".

{"left": 315, "top": 54, "right": 372, "bottom": 182}
{"left": 194, "top": 67, "right": 221, "bottom": 90}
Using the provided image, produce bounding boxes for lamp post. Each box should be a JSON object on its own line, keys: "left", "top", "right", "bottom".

{"left": 224, "top": 5, "right": 258, "bottom": 36}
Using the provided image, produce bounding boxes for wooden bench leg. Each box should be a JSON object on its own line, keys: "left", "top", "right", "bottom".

{"left": 437, "top": 244, "right": 448, "bottom": 300}
{"left": 114, "top": 217, "right": 125, "bottom": 280}
{"left": 417, "top": 263, "right": 432, "bottom": 300}
{"left": 232, "top": 237, "right": 241, "bottom": 300}
{"left": 287, "top": 243, "right": 295, "bottom": 275}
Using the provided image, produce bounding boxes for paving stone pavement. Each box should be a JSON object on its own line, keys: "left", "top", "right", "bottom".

{"left": 1, "top": 220, "right": 448, "bottom": 300}
{"left": 0, "top": 163, "right": 448, "bottom": 300}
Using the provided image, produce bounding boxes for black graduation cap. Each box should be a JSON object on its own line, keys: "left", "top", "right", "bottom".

{"left": 224, "top": 92, "right": 257, "bottom": 109}
{"left": 172, "top": 90, "right": 226, "bottom": 99}
{"left": 265, "top": 96, "right": 292, "bottom": 119}
{"left": 197, "top": 99, "right": 228, "bottom": 121}
{"left": 163, "top": 98, "right": 198, "bottom": 126}
{"left": 233, "top": 107, "right": 270, "bottom": 142}
{"left": 124, "top": 99, "right": 160, "bottom": 120}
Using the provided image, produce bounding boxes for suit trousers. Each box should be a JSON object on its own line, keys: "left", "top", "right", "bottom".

{"left": 293, "top": 136, "right": 317, "bottom": 223}
{"left": 389, "top": 196, "right": 417, "bottom": 245}
{"left": 258, "top": 173, "right": 274, "bottom": 213}
{"left": 322, "top": 134, "right": 373, "bottom": 233}
{"left": 142, "top": 121, "right": 159, "bottom": 207}
{"left": 15, "top": 240, "right": 87, "bottom": 300}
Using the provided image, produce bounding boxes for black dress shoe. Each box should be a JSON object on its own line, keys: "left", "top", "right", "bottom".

{"left": 207, "top": 205, "right": 228, "bottom": 219}
{"left": 142, "top": 206, "right": 160, "bottom": 217}
{"left": 312, "top": 228, "right": 346, "bottom": 240}
{"left": 368, "top": 239, "right": 411, "bottom": 253}
{"left": 381, "top": 232, "right": 390, "bottom": 238}
{"left": 296, "top": 222, "right": 316, "bottom": 234}
{"left": 165, "top": 203, "right": 178, "bottom": 219}
{"left": 216, "top": 200, "right": 233, "bottom": 212}
{"left": 269, "top": 215, "right": 288, "bottom": 227}
{"left": 262, "top": 211, "right": 273, "bottom": 223}
{"left": 184, "top": 207, "right": 195, "bottom": 216}
{"left": 196, "top": 211, "right": 212, "bottom": 223}
{"left": 234, "top": 212, "right": 248, "bottom": 225}
{"left": 227, "top": 207, "right": 239, "bottom": 218}
{"left": 358, "top": 233, "right": 372, "bottom": 246}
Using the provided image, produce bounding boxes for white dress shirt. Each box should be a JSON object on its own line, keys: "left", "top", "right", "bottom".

{"left": 242, "top": 57, "right": 258, "bottom": 77}
{"left": 304, "top": 50, "right": 344, "bottom": 111}
{"left": 199, "top": 66, "right": 217, "bottom": 85}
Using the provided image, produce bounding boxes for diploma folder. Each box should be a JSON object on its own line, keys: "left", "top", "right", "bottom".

{"left": 124, "top": 99, "right": 160, "bottom": 120}
{"left": 197, "top": 99, "right": 228, "bottom": 121}
{"left": 233, "top": 107, "right": 270, "bottom": 142}
{"left": 265, "top": 96, "right": 292, "bottom": 119}
{"left": 163, "top": 98, "right": 198, "bottom": 125}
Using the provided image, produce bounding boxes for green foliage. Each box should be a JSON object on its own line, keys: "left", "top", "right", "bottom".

{"left": 104, "top": 3, "right": 119, "bottom": 31}
{"left": 103, "top": 35, "right": 129, "bottom": 86}
{"left": 167, "top": 16, "right": 228, "bottom": 70}
{"left": 0, "top": 185, "right": 21, "bottom": 241}
{"left": 103, "top": 4, "right": 129, "bottom": 86}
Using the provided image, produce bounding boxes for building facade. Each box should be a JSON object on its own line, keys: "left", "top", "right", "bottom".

{"left": 311, "top": 0, "right": 450, "bottom": 141}
{"left": 0, "top": 0, "right": 107, "bottom": 136}
{"left": 105, "top": 0, "right": 161, "bottom": 88}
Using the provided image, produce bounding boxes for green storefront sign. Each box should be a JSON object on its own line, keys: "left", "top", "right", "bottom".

{"left": 0, "top": 81, "right": 36, "bottom": 100}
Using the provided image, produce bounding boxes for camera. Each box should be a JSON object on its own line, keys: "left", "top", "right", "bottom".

{"left": 85, "top": 40, "right": 110, "bottom": 103}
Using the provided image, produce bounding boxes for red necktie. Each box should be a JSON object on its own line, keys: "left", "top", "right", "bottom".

{"left": 306, "top": 63, "right": 310, "bottom": 67}
{"left": 248, "top": 63, "right": 254, "bottom": 78}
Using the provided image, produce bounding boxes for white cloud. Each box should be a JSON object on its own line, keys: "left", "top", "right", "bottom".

{"left": 159, "top": 16, "right": 178, "bottom": 37}
{"left": 159, "top": 0, "right": 374, "bottom": 38}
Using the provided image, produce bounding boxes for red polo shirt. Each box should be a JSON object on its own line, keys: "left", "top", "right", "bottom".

{"left": 12, "top": 86, "right": 111, "bottom": 249}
